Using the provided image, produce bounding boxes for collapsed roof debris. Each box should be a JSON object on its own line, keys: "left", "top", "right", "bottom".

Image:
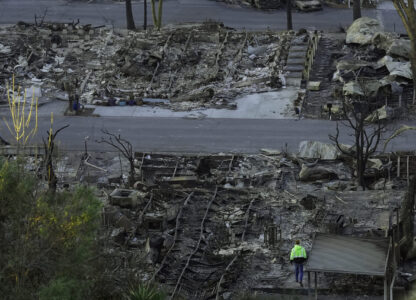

{"left": 0, "top": 22, "right": 299, "bottom": 111}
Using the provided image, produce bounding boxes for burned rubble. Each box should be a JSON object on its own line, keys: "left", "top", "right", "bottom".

{"left": 304, "top": 18, "right": 415, "bottom": 120}
{"left": 0, "top": 22, "right": 298, "bottom": 111}
{"left": 26, "top": 142, "right": 411, "bottom": 299}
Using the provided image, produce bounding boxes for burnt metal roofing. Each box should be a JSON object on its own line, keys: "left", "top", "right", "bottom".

{"left": 305, "top": 233, "right": 389, "bottom": 276}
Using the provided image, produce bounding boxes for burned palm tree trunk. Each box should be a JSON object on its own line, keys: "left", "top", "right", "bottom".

{"left": 125, "top": 0, "right": 136, "bottom": 30}
{"left": 353, "top": 0, "right": 361, "bottom": 20}
{"left": 287, "top": 0, "right": 293, "bottom": 30}
{"left": 144, "top": 0, "right": 147, "bottom": 30}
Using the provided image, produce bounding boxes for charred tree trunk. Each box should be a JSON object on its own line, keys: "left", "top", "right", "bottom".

{"left": 353, "top": 0, "right": 361, "bottom": 20}
{"left": 46, "top": 148, "right": 57, "bottom": 192}
{"left": 287, "top": 0, "right": 293, "bottom": 30}
{"left": 144, "top": 0, "right": 147, "bottom": 30}
{"left": 125, "top": 0, "right": 136, "bottom": 30}
{"left": 411, "top": 40, "right": 416, "bottom": 104}
{"left": 129, "top": 161, "right": 136, "bottom": 187}
{"left": 43, "top": 125, "right": 69, "bottom": 194}
{"left": 357, "top": 119, "right": 366, "bottom": 190}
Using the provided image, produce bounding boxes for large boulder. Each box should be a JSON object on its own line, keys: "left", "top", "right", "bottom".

{"left": 299, "top": 162, "right": 351, "bottom": 181}
{"left": 388, "top": 39, "right": 411, "bottom": 59}
{"left": 386, "top": 61, "right": 413, "bottom": 80}
{"left": 372, "top": 32, "right": 411, "bottom": 59}
{"left": 346, "top": 17, "right": 382, "bottom": 45}
{"left": 298, "top": 141, "right": 340, "bottom": 160}
{"left": 372, "top": 32, "right": 397, "bottom": 51}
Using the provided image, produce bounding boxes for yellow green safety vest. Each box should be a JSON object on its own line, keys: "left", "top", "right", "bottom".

{"left": 290, "top": 245, "right": 307, "bottom": 260}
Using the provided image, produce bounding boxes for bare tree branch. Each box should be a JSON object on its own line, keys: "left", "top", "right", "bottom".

{"left": 96, "top": 129, "right": 136, "bottom": 187}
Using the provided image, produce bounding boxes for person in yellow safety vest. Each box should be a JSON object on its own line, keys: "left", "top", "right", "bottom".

{"left": 290, "top": 240, "right": 307, "bottom": 287}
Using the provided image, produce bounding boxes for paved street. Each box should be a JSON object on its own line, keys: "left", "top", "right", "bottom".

{"left": 0, "top": 0, "right": 406, "bottom": 33}
{"left": 3, "top": 114, "right": 411, "bottom": 153}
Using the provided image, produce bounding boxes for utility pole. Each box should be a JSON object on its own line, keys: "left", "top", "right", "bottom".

{"left": 287, "top": 0, "right": 293, "bottom": 30}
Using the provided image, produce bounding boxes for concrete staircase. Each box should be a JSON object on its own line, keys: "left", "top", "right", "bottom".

{"left": 285, "top": 42, "right": 308, "bottom": 87}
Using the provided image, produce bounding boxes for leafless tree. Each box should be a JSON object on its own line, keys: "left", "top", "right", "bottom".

{"left": 329, "top": 100, "right": 385, "bottom": 190}
{"left": 34, "top": 8, "right": 48, "bottom": 27}
{"left": 43, "top": 124, "right": 69, "bottom": 193}
{"left": 97, "top": 129, "right": 136, "bottom": 187}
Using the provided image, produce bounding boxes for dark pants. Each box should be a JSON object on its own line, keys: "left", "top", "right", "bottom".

{"left": 295, "top": 263, "right": 304, "bottom": 282}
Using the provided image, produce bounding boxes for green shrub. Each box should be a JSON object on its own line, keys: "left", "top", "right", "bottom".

{"left": 0, "top": 159, "right": 102, "bottom": 299}
{"left": 39, "top": 277, "right": 84, "bottom": 300}
{"left": 126, "top": 284, "right": 166, "bottom": 300}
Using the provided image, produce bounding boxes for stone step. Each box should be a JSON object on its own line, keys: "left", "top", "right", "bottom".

{"left": 285, "top": 70, "right": 303, "bottom": 77}
{"left": 285, "top": 65, "right": 305, "bottom": 72}
{"left": 286, "top": 77, "right": 302, "bottom": 87}
{"left": 289, "top": 45, "right": 308, "bottom": 52}
{"left": 286, "top": 57, "right": 306, "bottom": 65}
{"left": 288, "top": 52, "right": 306, "bottom": 59}
{"left": 290, "top": 41, "right": 309, "bottom": 46}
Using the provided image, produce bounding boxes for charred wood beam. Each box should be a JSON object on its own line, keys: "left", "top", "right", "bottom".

{"left": 170, "top": 187, "right": 218, "bottom": 300}
{"left": 168, "top": 30, "right": 194, "bottom": 95}
{"left": 225, "top": 32, "right": 248, "bottom": 79}
{"left": 214, "top": 31, "right": 230, "bottom": 67}
{"left": 203, "top": 30, "right": 230, "bottom": 84}
{"left": 147, "top": 32, "right": 174, "bottom": 91}
{"left": 241, "top": 197, "right": 255, "bottom": 242}
{"left": 151, "top": 192, "right": 194, "bottom": 282}
{"left": 215, "top": 253, "right": 239, "bottom": 300}
{"left": 137, "top": 191, "right": 153, "bottom": 224}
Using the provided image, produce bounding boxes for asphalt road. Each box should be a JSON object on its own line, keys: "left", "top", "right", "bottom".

{"left": 18, "top": 115, "right": 416, "bottom": 153}
{"left": 0, "top": 0, "right": 406, "bottom": 33}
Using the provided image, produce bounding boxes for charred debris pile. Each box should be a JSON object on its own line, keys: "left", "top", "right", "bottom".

{"left": 305, "top": 17, "right": 415, "bottom": 120}
{"left": 0, "top": 21, "right": 297, "bottom": 111}
{"left": 59, "top": 147, "right": 412, "bottom": 299}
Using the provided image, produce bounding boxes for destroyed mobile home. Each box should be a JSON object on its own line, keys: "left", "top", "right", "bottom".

{"left": 23, "top": 142, "right": 413, "bottom": 299}
{"left": 0, "top": 22, "right": 300, "bottom": 112}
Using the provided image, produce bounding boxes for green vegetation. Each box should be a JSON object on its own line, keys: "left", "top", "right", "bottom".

{"left": 0, "top": 158, "right": 102, "bottom": 299}
{"left": 126, "top": 284, "right": 166, "bottom": 300}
